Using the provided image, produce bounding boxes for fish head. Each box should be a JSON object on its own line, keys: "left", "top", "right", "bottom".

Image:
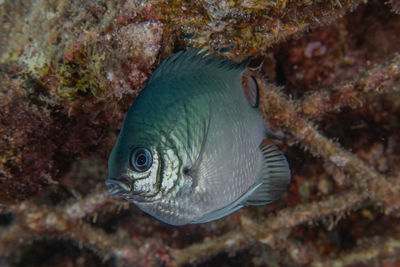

{"left": 106, "top": 124, "right": 164, "bottom": 203}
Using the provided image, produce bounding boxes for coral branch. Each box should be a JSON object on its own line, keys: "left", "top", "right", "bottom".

{"left": 63, "top": 189, "right": 128, "bottom": 220}
{"left": 171, "top": 189, "right": 368, "bottom": 266}
{"left": 312, "top": 235, "right": 400, "bottom": 266}
{"left": 0, "top": 214, "right": 142, "bottom": 265}
{"left": 256, "top": 191, "right": 368, "bottom": 232}
{"left": 256, "top": 74, "right": 399, "bottom": 208}
{"left": 298, "top": 54, "right": 400, "bottom": 119}
{"left": 0, "top": 198, "right": 148, "bottom": 266}
{"left": 0, "top": 188, "right": 369, "bottom": 266}
{"left": 170, "top": 231, "right": 249, "bottom": 267}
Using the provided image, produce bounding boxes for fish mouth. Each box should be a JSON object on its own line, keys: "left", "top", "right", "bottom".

{"left": 105, "top": 177, "right": 132, "bottom": 196}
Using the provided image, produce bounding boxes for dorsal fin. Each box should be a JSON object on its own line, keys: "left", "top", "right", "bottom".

{"left": 148, "top": 49, "right": 250, "bottom": 84}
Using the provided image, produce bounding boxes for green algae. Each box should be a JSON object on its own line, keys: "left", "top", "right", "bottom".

{"left": 55, "top": 48, "right": 106, "bottom": 100}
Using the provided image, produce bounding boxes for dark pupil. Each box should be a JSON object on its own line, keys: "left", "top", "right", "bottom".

{"left": 136, "top": 153, "right": 147, "bottom": 166}
{"left": 131, "top": 147, "right": 152, "bottom": 172}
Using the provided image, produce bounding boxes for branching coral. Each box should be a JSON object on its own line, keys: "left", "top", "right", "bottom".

{"left": 1, "top": 0, "right": 400, "bottom": 266}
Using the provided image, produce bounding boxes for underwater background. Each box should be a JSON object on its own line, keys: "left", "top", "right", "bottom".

{"left": 1, "top": 0, "right": 400, "bottom": 266}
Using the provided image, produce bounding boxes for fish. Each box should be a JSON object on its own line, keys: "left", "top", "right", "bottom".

{"left": 106, "top": 49, "right": 291, "bottom": 226}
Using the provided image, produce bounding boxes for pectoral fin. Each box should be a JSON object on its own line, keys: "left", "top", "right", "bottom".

{"left": 243, "top": 141, "right": 291, "bottom": 206}
{"left": 243, "top": 75, "right": 259, "bottom": 108}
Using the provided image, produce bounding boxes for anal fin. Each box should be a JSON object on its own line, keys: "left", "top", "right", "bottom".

{"left": 243, "top": 140, "right": 291, "bottom": 206}
{"left": 191, "top": 184, "right": 261, "bottom": 224}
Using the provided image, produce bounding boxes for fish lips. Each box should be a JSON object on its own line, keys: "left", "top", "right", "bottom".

{"left": 105, "top": 177, "right": 133, "bottom": 196}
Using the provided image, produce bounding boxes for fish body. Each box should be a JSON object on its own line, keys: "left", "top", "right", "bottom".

{"left": 106, "top": 50, "right": 291, "bottom": 225}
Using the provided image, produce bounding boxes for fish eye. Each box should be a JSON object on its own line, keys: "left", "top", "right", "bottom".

{"left": 130, "top": 147, "right": 152, "bottom": 172}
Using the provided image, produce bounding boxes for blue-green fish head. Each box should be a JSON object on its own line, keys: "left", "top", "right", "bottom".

{"left": 106, "top": 121, "right": 165, "bottom": 203}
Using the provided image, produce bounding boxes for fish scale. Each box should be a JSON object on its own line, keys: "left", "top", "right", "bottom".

{"left": 106, "top": 50, "right": 291, "bottom": 225}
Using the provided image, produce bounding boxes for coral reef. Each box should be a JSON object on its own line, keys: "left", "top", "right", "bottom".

{"left": 0, "top": 0, "right": 400, "bottom": 266}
